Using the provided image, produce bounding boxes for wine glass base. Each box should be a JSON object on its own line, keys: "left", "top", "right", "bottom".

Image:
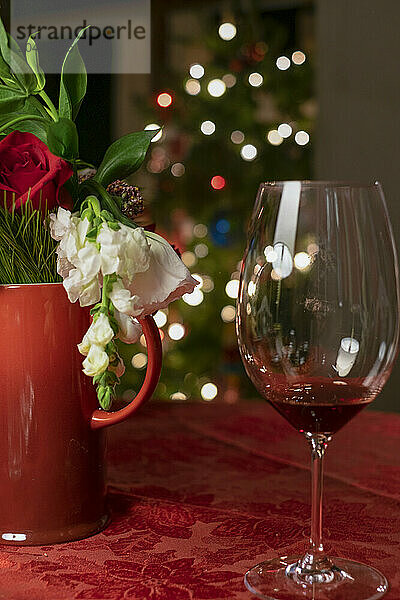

{"left": 244, "top": 556, "right": 388, "bottom": 600}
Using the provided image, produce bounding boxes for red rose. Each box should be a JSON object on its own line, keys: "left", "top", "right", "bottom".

{"left": 0, "top": 130, "right": 73, "bottom": 211}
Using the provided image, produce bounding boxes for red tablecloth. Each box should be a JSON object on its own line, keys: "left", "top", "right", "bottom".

{"left": 1, "top": 401, "right": 400, "bottom": 600}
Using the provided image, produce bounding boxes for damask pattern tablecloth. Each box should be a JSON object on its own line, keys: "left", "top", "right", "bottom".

{"left": 1, "top": 401, "right": 400, "bottom": 600}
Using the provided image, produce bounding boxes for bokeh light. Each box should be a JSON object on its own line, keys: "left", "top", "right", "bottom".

{"left": 267, "top": 129, "right": 283, "bottom": 146}
{"left": 201, "top": 120, "right": 216, "bottom": 135}
{"left": 144, "top": 123, "right": 162, "bottom": 142}
{"left": 240, "top": 144, "right": 257, "bottom": 160}
{"left": 211, "top": 175, "right": 226, "bottom": 190}
{"left": 189, "top": 63, "right": 205, "bottom": 79}
{"left": 294, "top": 252, "right": 311, "bottom": 269}
{"left": 185, "top": 78, "right": 201, "bottom": 95}
{"left": 194, "top": 243, "right": 209, "bottom": 258}
{"left": 218, "top": 22, "right": 237, "bottom": 41}
{"left": 181, "top": 251, "right": 197, "bottom": 267}
{"left": 131, "top": 353, "right": 147, "bottom": 369}
{"left": 221, "top": 305, "right": 236, "bottom": 323}
{"left": 248, "top": 72, "right": 263, "bottom": 87}
{"left": 154, "top": 310, "right": 168, "bottom": 328}
{"left": 168, "top": 323, "right": 185, "bottom": 340}
{"left": 193, "top": 223, "right": 208, "bottom": 238}
{"left": 225, "top": 279, "right": 240, "bottom": 299}
{"left": 171, "top": 162, "right": 185, "bottom": 177}
{"left": 157, "top": 92, "right": 172, "bottom": 107}
{"left": 231, "top": 130, "right": 245, "bottom": 144}
{"left": 201, "top": 382, "right": 218, "bottom": 400}
{"left": 276, "top": 56, "right": 291, "bottom": 70}
{"left": 207, "top": 79, "right": 226, "bottom": 97}
{"left": 292, "top": 51, "right": 306, "bottom": 65}
{"left": 222, "top": 73, "right": 236, "bottom": 88}
{"left": 183, "top": 288, "right": 204, "bottom": 306}
{"left": 277, "top": 123, "right": 292, "bottom": 138}
{"left": 295, "top": 130, "right": 310, "bottom": 145}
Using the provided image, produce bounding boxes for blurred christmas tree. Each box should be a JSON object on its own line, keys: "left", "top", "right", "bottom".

{"left": 118, "top": 3, "right": 315, "bottom": 403}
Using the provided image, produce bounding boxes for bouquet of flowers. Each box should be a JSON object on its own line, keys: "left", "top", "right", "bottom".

{"left": 0, "top": 21, "right": 196, "bottom": 409}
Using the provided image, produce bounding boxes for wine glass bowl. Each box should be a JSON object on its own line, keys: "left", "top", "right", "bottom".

{"left": 236, "top": 181, "right": 399, "bottom": 599}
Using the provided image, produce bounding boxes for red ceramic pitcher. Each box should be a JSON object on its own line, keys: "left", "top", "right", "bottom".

{"left": 0, "top": 283, "right": 162, "bottom": 545}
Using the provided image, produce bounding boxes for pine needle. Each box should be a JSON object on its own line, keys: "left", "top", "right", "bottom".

{"left": 0, "top": 194, "right": 61, "bottom": 284}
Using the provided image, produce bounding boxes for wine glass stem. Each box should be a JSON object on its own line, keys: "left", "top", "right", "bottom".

{"left": 308, "top": 433, "right": 330, "bottom": 555}
{"left": 293, "top": 433, "right": 335, "bottom": 583}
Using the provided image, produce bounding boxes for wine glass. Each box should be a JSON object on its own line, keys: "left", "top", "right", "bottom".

{"left": 236, "top": 181, "right": 399, "bottom": 600}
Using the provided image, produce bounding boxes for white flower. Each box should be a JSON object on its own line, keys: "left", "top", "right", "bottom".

{"left": 78, "top": 333, "right": 91, "bottom": 356}
{"left": 63, "top": 268, "right": 101, "bottom": 307}
{"left": 126, "top": 232, "right": 197, "bottom": 317}
{"left": 77, "top": 243, "right": 101, "bottom": 279}
{"left": 58, "top": 217, "right": 90, "bottom": 265}
{"left": 97, "top": 223, "right": 150, "bottom": 281}
{"left": 109, "top": 279, "right": 138, "bottom": 314}
{"left": 82, "top": 344, "right": 109, "bottom": 377}
{"left": 114, "top": 310, "right": 142, "bottom": 344}
{"left": 86, "top": 313, "right": 115, "bottom": 349}
{"left": 49, "top": 207, "right": 73, "bottom": 241}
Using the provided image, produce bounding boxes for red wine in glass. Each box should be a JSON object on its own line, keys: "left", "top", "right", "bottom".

{"left": 237, "top": 181, "right": 399, "bottom": 600}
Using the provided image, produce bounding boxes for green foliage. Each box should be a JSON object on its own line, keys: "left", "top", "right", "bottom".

{"left": 94, "top": 130, "right": 159, "bottom": 188}
{"left": 58, "top": 28, "right": 88, "bottom": 120}
{"left": 0, "top": 196, "right": 60, "bottom": 284}
{"left": 47, "top": 117, "right": 79, "bottom": 160}
{"left": 25, "top": 33, "right": 46, "bottom": 92}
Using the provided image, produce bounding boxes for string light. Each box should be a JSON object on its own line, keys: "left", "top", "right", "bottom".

{"left": 192, "top": 274, "right": 204, "bottom": 288}
{"left": 201, "top": 120, "right": 216, "bottom": 135}
{"left": 168, "top": 323, "right": 185, "bottom": 340}
{"left": 207, "top": 78, "right": 226, "bottom": 97}
{"left": 132, "top": 353, "right": 147, "bottom": 369}
{"left": 185, "top": 78, "right": 201, "bottom": 95}
{"left": 276, "top": 56, "right": 291, "bottom": 70}
{"left": 202, "top": 276, "right": 214, "bottom": 292}
{"left": 231, "top": 130, "right": 244, "bottom": 144}
{"left": 171, "top": 162, "right": 185, "bottom": 177}
{"left": 170, "top": 392, "right": 188, "bottom": 401}
{"left": 157, "top": 92, "right": 172, "bottom": 107}
{"left": 240, "top": 144, "right": 257, "bottom": 161}
{"left": 144, "top": 123, "right": 162, "bottom": 142}
{"left": 292, "top": 51, "right": 306, "bottom": 65}
{"left": 248, "top": 72, "right": 263, "bottom": 87}
{"left": 194, "top": 243, "right": 208, "bottom": 258}
{"left": 183, "top": 288, "right": 204, "bottom": 306}
{"left": 201, "top": 382, "right": 218, "bottom": 400}
{"left": 181, "top": 251, "right": 197, "bottom": 267}
{"left": 294, "top": 252, "right": 311, "bottom": 269}
{"left": 295, "top": 130, "right": 310, "bottom": 145}
{"left": 264, "top": 245, "right": 277, "bottom": 262}
{"left": 211, "top": 175, "right": 226, "bottom": 190}
{"left": 225, "top": 279, "right": 239, "bottom": 298}
{"left": 221, "top": 305, "right": 236, "bottom": 322}
{"left": 247, "top": 281, "right": 256, "bottom": 296}
{"left": 193, "top": 223, "right": 208, "bottom": 238}
{"left": 189, "top": 63, "right": 204, "bottom": 79}
{"left": 277, "top": 123, "right": 292, "bottom": 138}
{"left": 218, "top": 22, "right": 237, "bottom": 41}
{"left": 154, "top": 310, "right": 168, "bottom": 328}
{"left": 222, "top": 73, "right": 236, "bottom": 88}
{"left": 267, "top": 129, "right": 283, "bottom": 146}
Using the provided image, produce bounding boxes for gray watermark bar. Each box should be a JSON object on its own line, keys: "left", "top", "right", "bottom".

{"left": 10, "top": 0, "right": 151, "bottom": 74}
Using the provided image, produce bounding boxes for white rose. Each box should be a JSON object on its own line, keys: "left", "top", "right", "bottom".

{"left": 49, "top": 207, "right": 73, "bottom": 241}
{"left": 114, "top": 310, "right": 142, "bottom": 344}
{"left": 82, "top": 344, "right": 109, "bottom": 377}
{"left": 125, "top": 232, "right": 197, "bottom": 317}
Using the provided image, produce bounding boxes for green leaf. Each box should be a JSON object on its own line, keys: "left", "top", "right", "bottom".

{"left": 46, "top": 117, "right": 79, "bottom": 160}
{"left": 0, "top": 20, "right": 36, "bottom": 93}
{"left": 0, "top": 84, "right": 27, "bottom": 112}
{"left": 94, "top": 130, "right": 158, "bottom": 187}
{"left": 26, "top": 33, "right": 45, "bottom": 92}
{"left": 59, "top": 28, "right": 88, "bottom": 120}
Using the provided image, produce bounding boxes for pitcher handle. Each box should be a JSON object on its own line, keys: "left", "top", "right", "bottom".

{"left": 91, "top": 315, "right": 162, "bottom": 430}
